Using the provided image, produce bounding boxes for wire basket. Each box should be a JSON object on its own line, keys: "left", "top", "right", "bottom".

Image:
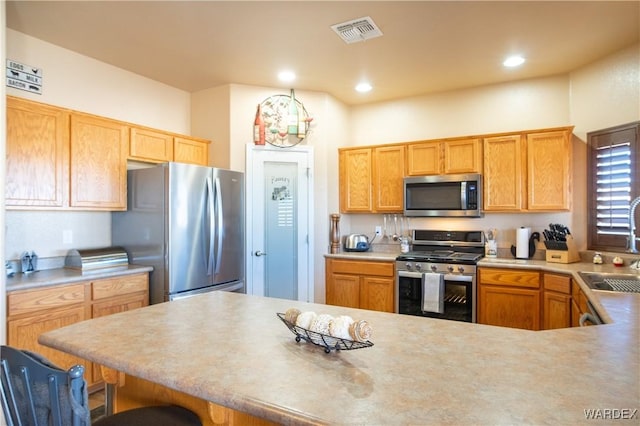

{"left": 276, "top": 313, "right": 373, "bottom": 353}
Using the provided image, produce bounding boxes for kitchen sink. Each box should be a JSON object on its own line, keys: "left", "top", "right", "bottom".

{"left": 577, "top": 271, "right": 640, "bottom": 293}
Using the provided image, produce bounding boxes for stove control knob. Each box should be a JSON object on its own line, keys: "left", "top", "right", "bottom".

{"left": 415, "top": 263, "right": 422, "bottom": 271}
{"left": 458, "top": 266, "right": 465, "bottom": 273}
{"left": 447, "top": 266, "right": 454, "bottom": 273}
{"left": 405, "top": 262, "right": 412, "bottom": 271}
{"left": 430, "top": 265, "right": 437, "bottom": 272}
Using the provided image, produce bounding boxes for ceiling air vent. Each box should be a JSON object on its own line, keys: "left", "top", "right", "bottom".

{"left": 331, "top": 16, "right": 383, "bottom": 44}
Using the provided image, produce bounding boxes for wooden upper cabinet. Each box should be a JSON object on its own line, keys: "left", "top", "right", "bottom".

{"left": 483, "top": 134, "right": 524, "bottom": 211}
{"left": 174, "top": 136, "right": 209, "bottom": 166}
{"left": 6, "top": 96, "right": 70, "bottom": 208}
{"left": 407, "top": 138, "right": 482, "bottom": 176}
{"left": 483, "top": 127, "right": 573, "bottom": 212}
{"left": 129, "top": 127, "right": 174, "bottom": 163}
{"left": 527, "top": 130, "right": 572, "bottom": 211}
{"left": 373, "top": 145, "right": 405, "bottom": 212}
{"left": 340, "top": 148, "right": 373, "bottom": 212}
{"left": 70, "top": 113, "right": 128, "bottom": 210}
{"left": 407, "top": 141, "right": 441, "bottom": 175}
{"left": 443, "top": 138, "right": 482, "bottom": 174}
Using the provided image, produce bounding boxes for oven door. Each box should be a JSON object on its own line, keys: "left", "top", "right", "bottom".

{"left": 396, "top": 270, "right": 476, "bottom": 322}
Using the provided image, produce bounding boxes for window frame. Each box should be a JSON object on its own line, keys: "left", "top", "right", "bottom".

{"left": 587, "top": 121, "right": 640, "bottom": 252}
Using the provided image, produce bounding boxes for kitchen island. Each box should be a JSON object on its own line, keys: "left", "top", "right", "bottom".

{"left": 40, "top": 290, "right": 638, "bottom": 425}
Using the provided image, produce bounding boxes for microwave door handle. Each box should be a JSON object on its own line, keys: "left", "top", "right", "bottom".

{"left": 460, "top": 181, "right": 467, "bottom": 209}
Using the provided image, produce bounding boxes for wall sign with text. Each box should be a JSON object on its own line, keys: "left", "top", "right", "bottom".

{"left": 6, "top": 60, "right": 42, "bottom": 94}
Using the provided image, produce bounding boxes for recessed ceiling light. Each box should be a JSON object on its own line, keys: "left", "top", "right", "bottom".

{"left": 503, "top": 55, "right": 525, "bottom": 67}
{"left": 355, "top": 82, "right": 372, "bottom": 93}
{"left": 278, "top": 70, "right": 296, "bottom": 82}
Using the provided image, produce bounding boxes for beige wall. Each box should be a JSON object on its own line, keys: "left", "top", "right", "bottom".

{"left": 4, "top": 29, "right": 193, "bottom": 260}
{"left": 5, "top": 29, "right": 191, "bottom": 132}
{"left": 191, "top": 85, "right": 231, "bottom": 169}
{"left": 570, "top": 43, "right": 639, "bottom": 141}
{"left": 191, "top": 84, "right": 350, "bottom": 302}
{"left": 350, "top": 75, "right": 570, "bottom": 145}
{"left": 568, "top": 43, "right": 640, "bottom": 250}
{"left": 345, "top": 75, "right": 574, "bottom": 251}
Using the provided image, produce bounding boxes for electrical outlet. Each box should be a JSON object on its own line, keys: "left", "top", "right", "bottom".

{"left": 375, "top": 226, "right": 382, "bottom": 236}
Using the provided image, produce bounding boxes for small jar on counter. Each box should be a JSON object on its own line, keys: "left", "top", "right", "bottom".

{"left": 592, "top": 252, "right": 603, "bottom": 264}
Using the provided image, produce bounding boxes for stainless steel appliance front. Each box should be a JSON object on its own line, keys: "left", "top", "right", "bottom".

{"left": 112, "top": 162, "right": 245, "bottom": 304}
{"left": 403, "top": 173, "right": 482, "bottom": 217}
{"left": 395, "top": 262, "right": 477, "bottom": 322}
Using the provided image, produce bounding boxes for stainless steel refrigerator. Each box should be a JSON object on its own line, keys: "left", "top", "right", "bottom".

{"left": 112, "top": 162, "right": 244, "bottom": 304}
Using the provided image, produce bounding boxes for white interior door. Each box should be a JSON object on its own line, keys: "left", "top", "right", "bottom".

{"left": 246, "top": 144, "right": 314, "bottom": 302}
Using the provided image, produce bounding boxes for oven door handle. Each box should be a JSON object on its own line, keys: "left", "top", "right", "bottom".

{"left": 397, "top": 270, "right": 473, "bottom": 283}
{"left": 443, "top": 274, "right": 473, "bottom": 283}
{"left": 398, "top": 270, "right": 425, "bottom": 279}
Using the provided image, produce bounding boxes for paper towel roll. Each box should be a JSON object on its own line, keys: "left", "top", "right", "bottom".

{"left": 516, "top": 227, "right": 531, "bottom": 259}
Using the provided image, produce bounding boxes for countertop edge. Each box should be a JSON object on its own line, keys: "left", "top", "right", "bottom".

{"left": 6, "top": 265, "right": 153, "bottom": 292}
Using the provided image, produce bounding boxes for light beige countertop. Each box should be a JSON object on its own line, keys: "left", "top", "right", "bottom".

{"left": 6, "top": 265, "right": 153, "bottom": 292}
{"left": 40, "top": 288, "right": 639, "bottom": 425}
{"left": 324, "top": 250, "right": 399, "bottom": 261}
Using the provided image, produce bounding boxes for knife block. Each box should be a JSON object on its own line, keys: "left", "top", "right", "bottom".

{"left": 545, "top": 235, "right": 580, "bottom": 263}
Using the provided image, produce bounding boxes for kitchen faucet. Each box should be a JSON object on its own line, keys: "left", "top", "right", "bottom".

{"left": 628, "top": 196, "right": 640, "bottom": 253}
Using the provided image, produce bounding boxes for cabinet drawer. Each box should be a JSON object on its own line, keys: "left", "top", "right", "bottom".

{"left": 91, "top": 274, "right": 148, "bottom": 300}
{"left": 329, "top": 259, "right": 394, "bottom": 277}
{"left": 543, "top": 273, "right": 571, "bottom": 294}
{"left": 479, "top": 268, "right": 540, "bottom": 289}
{"left": 8, "top": 283, "right": 86, "bottom": 317}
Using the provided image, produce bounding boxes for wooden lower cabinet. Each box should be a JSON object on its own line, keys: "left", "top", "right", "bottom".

{"left": 478, "top": 268, "right": 541, "bottom": 330}
{"left": 325, "top": 258, "right": 395, "bottom": 313}
{"left": 571, "top": 282, "right": 591, "bottom": 327}
{"left": 542, "top": 273, "right": 572, "bottom": 330}
{"left": 6, "top": 273, "right": 149, "bottom": 389}
{"left": 479, "top": 285, "right": 541, "bottom": 330}
{"left": 7, "top": 304, "right": 88, "bottom": 375}
{"left": 479, "top": 268, "right": 586, "bottom": 331}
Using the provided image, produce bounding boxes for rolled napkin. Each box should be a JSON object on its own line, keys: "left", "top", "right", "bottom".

{"left": 329, "top": 315, "right": 354, "bottom": 339}
{"left": 284, "top": 307, "right": 301, "bottom": 324}
{"left": 309, "top": 313, "right": 333, "bottom": 335}
{"left": 349, "top": 320, "right": 372, "bottom": 342}
{"left": 295, "top": 311, "right": 317, "bottom": 329}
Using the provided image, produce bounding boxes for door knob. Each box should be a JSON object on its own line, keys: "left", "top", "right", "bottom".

{"left": 254, "top": 250, "right": 267, "bottom": 256}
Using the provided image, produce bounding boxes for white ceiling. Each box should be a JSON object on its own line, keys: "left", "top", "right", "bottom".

{"left": 6, "top": 1, "right": 639, "bottom": 105}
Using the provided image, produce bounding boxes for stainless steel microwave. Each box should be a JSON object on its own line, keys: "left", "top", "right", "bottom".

{"left": 403, "top": 173, "right": 483, "bottom": 217}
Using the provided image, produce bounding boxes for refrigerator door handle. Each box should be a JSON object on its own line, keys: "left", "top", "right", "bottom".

{"left": 213, "top": 177, "right": 224, "bottom": 274}
{"left": 206, "top": 176, "right": 215, "bottom": 276}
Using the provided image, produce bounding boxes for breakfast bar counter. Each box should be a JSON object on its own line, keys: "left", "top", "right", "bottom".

{"left": 40, "top": 290, "right": 639, "bottom": 425}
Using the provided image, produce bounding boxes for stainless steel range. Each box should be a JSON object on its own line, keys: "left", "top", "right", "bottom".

{"left": 395, "top": 230, "right": 485, "bottom": 322}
